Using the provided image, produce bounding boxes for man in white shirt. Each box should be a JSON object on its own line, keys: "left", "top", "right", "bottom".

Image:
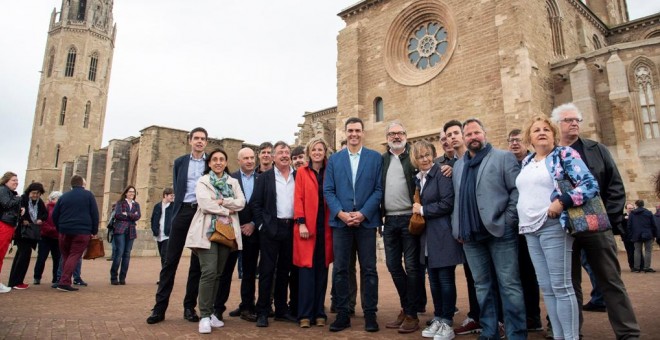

{"left": 150, "top": 188, "right": 174, "bottom": 268}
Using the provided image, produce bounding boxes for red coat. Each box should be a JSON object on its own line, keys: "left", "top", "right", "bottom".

{"left": 293, "top": 166, "right": 333, "bottom": 268}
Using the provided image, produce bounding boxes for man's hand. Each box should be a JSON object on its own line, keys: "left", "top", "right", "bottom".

{"left": 240, "top": 223, "right": 255, "bottom": 236}
{"left": 440, "top": 165, "right": 453, "bottom": 177}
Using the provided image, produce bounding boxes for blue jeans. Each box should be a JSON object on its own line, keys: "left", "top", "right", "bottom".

{"left": 57, "top": 256, "right": 82, "bottom": 282}
{"left": 463, "top": 226, "right": 526, "bottom": 340}
{"left": 427, "top": 264, "right": 456, "bottom": 325}
{"left": 332, "top": 226, "right": 378, "bottom": 315}
{"left": 581, "top": 250, "right": 605, "bottom": 307}
{"left": 110, "top": 232, "right": 134, "bottom": 282}
{"left": 525, "top": 218, "right": 578, "bottom": 340}
{"left": 383, "top": 214, "right": 420, "bottom": 316}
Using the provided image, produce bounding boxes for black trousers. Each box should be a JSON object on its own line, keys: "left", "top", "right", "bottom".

{"left": 34, "top": 237, "right": 61, "bottom": 283}
{"left": 156, "top": 239, "right": 169, "bottom": 269}
{"left": 8, "top": 239, "right": 34, "bottom": 287}
{"left": 256, "top": 220, "right": 293, "bottom": 317}
{"left": 153, "top": 205, "right": 201, "bottom": 314}
{"left": 214, "top": 230, "right": 260, "bottom": 314}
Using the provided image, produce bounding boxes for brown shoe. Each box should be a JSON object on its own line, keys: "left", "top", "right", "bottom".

{"left": 316, "top": 318, "right": 326, "bottom": 327}
{"left": 385, "top": 310, "right": 405, "bottom": 329}
{"left": 299, "top": 319, "right": 311, "bottom": 328}
{"left": 398, "top": 315, "right": 419, "bottom": 334}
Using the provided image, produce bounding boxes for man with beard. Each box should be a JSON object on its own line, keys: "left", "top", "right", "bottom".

{"left": 381, "top": 121, "right": 420, "bottom": 333}
{"left": 451, "top": 118, "right": 526, "bottom": 340}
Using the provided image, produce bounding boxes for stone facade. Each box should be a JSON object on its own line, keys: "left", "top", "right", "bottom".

{"left": 294, "top": 0, "right": 660, "bottom": 208}
{"left": 295, "top": 106, "right": 338, "bottom": 149}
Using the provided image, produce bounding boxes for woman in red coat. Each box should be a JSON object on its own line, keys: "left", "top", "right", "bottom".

{"left": 293, "top": 137, "right": 333, "bottom": 328}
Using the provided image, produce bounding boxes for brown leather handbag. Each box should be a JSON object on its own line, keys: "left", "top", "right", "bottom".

{"left": 408, "top": 187, "right": 426, "bottom": 235}
{"left": 209, "top": 220, "right": 238, "bottom": 250}
{"left": 83, "top": 237, "right": 105, "bottom": 260}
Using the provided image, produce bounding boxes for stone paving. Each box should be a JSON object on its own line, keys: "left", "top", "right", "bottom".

{"left": 0, "top": 251, "right": 658, "bottom": 339}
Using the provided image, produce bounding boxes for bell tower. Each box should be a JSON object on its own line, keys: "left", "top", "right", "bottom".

{"left": 25, "top": 0, "right": 116, "bottom": 192}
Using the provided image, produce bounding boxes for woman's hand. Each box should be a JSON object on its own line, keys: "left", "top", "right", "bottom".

{"left": 217, "top": 198, "right": 224, "bottom": 206}
{"left": 412, "top": 203, "right": 422, "bottom": 215}
{"left": 548, "top": 199, "right": 563, "bottom": 219}
{"left": 35, "top": 219, "right": 43, "bottom": 225}
{"left": 299, "top": 224, "right": 309, "bottom": 239}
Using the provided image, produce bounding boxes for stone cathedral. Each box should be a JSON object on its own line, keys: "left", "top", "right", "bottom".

{"left": 25, "top": 0, "right": 660, "bottom": 254}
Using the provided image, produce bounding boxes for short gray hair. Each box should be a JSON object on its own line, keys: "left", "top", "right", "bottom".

{"left": 550, "top": 103, "right": 582, "bottom": 123}
{"left": 385, "top": 120, "right": 405, "bottom": 135}
{"left": 48, "top": 191, "right": 63, "bottom": 201}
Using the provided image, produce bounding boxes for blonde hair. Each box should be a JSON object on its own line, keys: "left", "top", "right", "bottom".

{"left": 305, "top": 137, "right": 330, "bottom": 162}
{"left": 522, "top": 114, "right": 560, "bottom": 148}
{"left": 411, "top": 140, "right": 437, "bottom": 169}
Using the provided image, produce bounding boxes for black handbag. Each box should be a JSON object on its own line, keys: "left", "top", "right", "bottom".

{"left": 20, "top": 223, "right": 41, "bottom": 241}
{"left": 106, "top": 215, "right": 116, "bottom": 243}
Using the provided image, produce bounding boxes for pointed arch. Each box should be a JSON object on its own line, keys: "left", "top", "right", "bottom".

{"left": 592, "top": 34, "right": 602, "bottom": 50}
{"left": 546, "top": 0, "right": 565, "bottom": 57}
{"left": 65, "top": 47, "right": 77, "bottom": 77}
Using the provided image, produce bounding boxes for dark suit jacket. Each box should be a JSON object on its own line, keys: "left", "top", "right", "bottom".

{"left": 250, "top": 168, "right": 295, "bottom": 238}
{"left": 150, "top": 201, "right": 173, "bottom": 237}
{"left": 172, "top": 153, "right": 206, "bottom": 219}
{"left": 231, "top": 170, "right": 258, "bottom": 226}
{"left": 323, "top": 147, "right": 383, "bottom": 228}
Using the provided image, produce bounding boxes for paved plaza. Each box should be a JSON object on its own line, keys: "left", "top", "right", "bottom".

{"left": 0, "top": 251, "right": 658, "bottom": 339}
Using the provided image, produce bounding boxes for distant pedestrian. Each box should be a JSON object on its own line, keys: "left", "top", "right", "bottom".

{"left": 8, "top": 182, "right": 47, "bottom": 290}
{"left": 151, "top": 188, "right": 174, "bottom": 268}
{"left": 52, "top": 175, "right": 99, "bottom": 292}
{"left": 0, "top": 172, "right": 22, "bottom": 293}
{"left": 110, "top": 185, "right": 141, "bottom": 285}
{"left": 627, "top": 200, "right": 656, "bottom": 273}
{"left": 33, "top": 191, "right": 63, "bottom": 286}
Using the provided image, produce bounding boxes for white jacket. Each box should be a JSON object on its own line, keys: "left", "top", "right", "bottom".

{"left": 184, "top": 174, "right": 245, "bottom": 250}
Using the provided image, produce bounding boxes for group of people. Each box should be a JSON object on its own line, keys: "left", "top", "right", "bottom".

{"left": 0, "top": 172, "right": 143, "bottom": 292}
{"left": 1, "top": 101, "right": 656, "bottom": 339}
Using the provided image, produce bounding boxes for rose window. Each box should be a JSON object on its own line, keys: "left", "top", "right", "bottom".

{"left": 408, "top": 22, "right": 449, "bottom": 70}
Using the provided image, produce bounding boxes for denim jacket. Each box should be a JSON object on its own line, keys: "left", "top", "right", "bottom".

{"left": 522, "top": 146, "right": 600, "bottom": 231}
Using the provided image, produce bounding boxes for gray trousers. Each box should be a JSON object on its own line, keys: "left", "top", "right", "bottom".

{"left": 197, "top": 242, "right": 231, "bottom": 318}
{"left": 633, "top": 240, "right": 653, "bottom": 270}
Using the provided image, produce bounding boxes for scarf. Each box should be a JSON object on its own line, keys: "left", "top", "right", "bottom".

{"left": 28, "top": 199, "right": 39, "bottom": 222}
{"left": 458, "top": 143, "right": 493, "bottom": 242}
{"left": 208, "top": 172, "right": 234, "bottom": 234}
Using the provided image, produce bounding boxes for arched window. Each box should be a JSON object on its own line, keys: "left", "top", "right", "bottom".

{"left": 635, "top": 65, "right": 659, "bottom": 139}
{"left": 59, "top": 97, "right": 67, "bottom": 125}
{"left": 83, "top": 101, "right": 91, "bottom": 128}
{"left": 65, "top": 47, "right": 76, "bottom": 77}
{"left": 40, "top": 98, "right": 47, "bottom": 126}
{"left": 55, "top": 145, "right": 61, "bottom": 168}
{"left": 546, "top": 0, "right": 565, "bottom": 57}
{"left": 88, "top": 53, "right": 98, "bottom": 81}
{"left": 374, "top": 97, "right": 384, "bottom": 122}
{"left": 592, "top": 34, "right": 602, "bottom": 50}
{"left": 78, "top": 0, "right": 87, "bottom": 20}
{"left": 47, "top": 49, "right": 55, "bottom": 77}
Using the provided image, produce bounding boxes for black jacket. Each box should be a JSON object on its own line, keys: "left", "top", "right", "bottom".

{"left": 0, "top": 185, "right": 21, "bottom": 226}
{"left": 15, "top": 195, "right": 48, "bottom": 242}
{"left": 628, "top": 207, "right": 657, "bottom": 242}
{"left": 150, "top": 201, "right": 173, "bottom": 237}
{"left": 381, "top": 144, "right": 417, "bottom": 215}
{"left": 251, "top": 167, "right": 295, "bottom": 239}
{"left": 575, "top": 138, "right": 626, "bottom": 234}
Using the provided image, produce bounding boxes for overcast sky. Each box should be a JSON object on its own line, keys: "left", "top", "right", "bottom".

{"left": 1, "top": 1, "right": 659, "bottom": 192}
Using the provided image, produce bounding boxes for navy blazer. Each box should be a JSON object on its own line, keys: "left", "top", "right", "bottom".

{"left": 150, "top": 201, "right": 173, "bottom": 237}
{"left": 171, "top": 153, "right": 206, "bottom": 219}
{"left": 250, "top": 168, "right": 295, "bottom": 238}
{"left": 324, "top": 147, "right": 383, "bottom": 228}
{"left": 231, "top": 170, "right": 258, "bottom": 226}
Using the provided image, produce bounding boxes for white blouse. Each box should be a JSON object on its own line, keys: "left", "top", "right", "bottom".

{"left": 516, "top": 158, "right": 555, "bottom": 234}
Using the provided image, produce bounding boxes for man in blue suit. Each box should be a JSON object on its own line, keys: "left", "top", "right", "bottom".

{"left": 147, "top": 127, "right": 208, "bottom": 324}
{"left": 324, "top": 117, "right": 383, "bottom": 333}
{"left": 451, "top": 118, "right": 526, "bottom": 340}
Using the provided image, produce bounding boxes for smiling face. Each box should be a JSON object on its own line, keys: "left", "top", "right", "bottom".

{"left": 309, "top": 142, "right": 326, "bottom": 165}
{"left": 463, "top": 121, "right": 486, "bottom": 154}
{"left": 29, "top": 190, "right": 41, "bottom": 200}
{"left": 208, "top": 151, "right": 227, "bottom": 176}
{"left": 345, "top": 122, "right": 364, "bottom": 149}
{"left": 5, "top": 176, "right": 18, "bottom": 191}
{"left": 273, "top": 144, "right": 291, "bottom": 170}
{"left": 189, "top": 131, "right": 208, "bottom": 154}
{"left": 291, "top": 153, "right": 306, "bottom": 169}
{"left": 386, "top": 124, "right": 407, "bottom": 153}
{"left": 259, "top": 147, "right": 272, "bottom": 168}
{"left": 530, "top": 121, "right": 555, "bottom": 150}
{"left": 126, "top": 187, "right": 136, "bottom": 200}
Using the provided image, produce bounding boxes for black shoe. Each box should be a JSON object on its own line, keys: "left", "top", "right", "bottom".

{"left": 644, "top": 268, "right": 656, "bottom": 273}
{"left": 119, "top": 281, "right": 126, "bottom": 285}
{"left": 268, "top": 308, "right": 275, "bottom": 317}
{"left": 111, "top": 281, "right": 119, "bottom": 285}
{"left": 256, "top": 315, "right": 269, "bottom": 327}
{"left": 56, "top": 284, "right": 79, "bottom": 292}
{"left": 146, "top": 311, "right": 165, "bottom": 324}
{"left": 329, "top": 313, "right": 351, "bottom": 332}
{"left": 274, "top": 312, "right": 297, "bottom": 323}
{"left": 33, "top": 279, "right": 41, "bottom": 285}
{"left": 364, "top": 313, "right": 379, "bottom": 332}
{"left": 183, "top": 308, "right": 200, "bottom": 322}
{"left": 240, "top": 310, "right": 258, "bottom": 322}
{"left": 583, "top": 302, "right": 606, "bottom": 312}
{"left": 51, "top": 283, "right": 58, "bottom": 289}
{"left": 228, "top": 307, "right": 241, "bottom": 317}
{"left": 73, "top": 280, "right": 88, "bottom": 286}
{"left": 632, "top": 268, "right": 642, "bottom": 273}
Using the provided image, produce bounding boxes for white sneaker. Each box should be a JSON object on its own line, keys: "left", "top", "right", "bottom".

{"left": 433, "top": 321, "right": 455, "bottom": 340}
{"left": 0, "top": 283, "right": 11, "bottom": 293}
{"left": 423, "top": 319, "right": 442, "bottom": 337}
{"left": 210, "top": 314, "right": 225, "bottom": 328}
{"left": 199, "top": 317, "right": 212, "bottom": 334}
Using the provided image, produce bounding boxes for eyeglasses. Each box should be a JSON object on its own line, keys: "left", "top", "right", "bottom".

{"left": 387, "top": 131, "right": 406, "bottom": 138}
{"left": 561, "top": 118, "right": 583, "bottom": 124}
{"left": 507, "top": 138, "right": 522, "bottom": 144}
{"left": 415, "top": 153, "right": 432, "bottom": 160}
